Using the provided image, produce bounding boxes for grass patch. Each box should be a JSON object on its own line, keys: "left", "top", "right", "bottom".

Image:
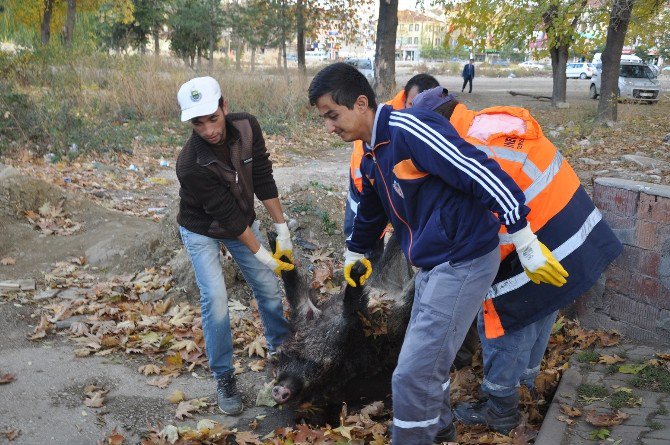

{"left": 606, "top": 364, "right": 619, "bottom": 375}
{"left": 647, "top": 420, "right": 663, "bottom": 431}
{"left": 309, "top": 181, "right": 334, "bottom": 192}
{"left": 319, "top": 210, "right": 338, "bottom": 236}
{"left": 632, "top": 366, "right": 670, "bottom": 392}
{"left": 577, "top": 350, "right": 599, "bottom": 363}
{"left": 609, "top": 389, "right": 641, "bottom": 409}
{"left": 577, "top": 383, "right": 609, "bottom": 399}
{"left": 0, "top": 48, "right": 321, "bottom": 158}
{"left": 655, "top": 406, "right": 669, "bottom": 416}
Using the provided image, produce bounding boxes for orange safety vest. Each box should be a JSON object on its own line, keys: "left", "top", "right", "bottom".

{"left": 450, "top": 104, "right": 594, "bottom": 338}
{"left": 350, "top": 90, "right": 407, "bottom": 193}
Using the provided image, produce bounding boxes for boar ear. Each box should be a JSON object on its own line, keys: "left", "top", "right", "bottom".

{"left": 367, "top": 234, "right": 413, "bottom": 292}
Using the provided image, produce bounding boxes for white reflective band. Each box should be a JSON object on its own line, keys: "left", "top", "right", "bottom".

{"left": 393, "top": 415, "right": 440, "bottom": 429}
{"left": 442, "top": 379, "right": 451, "bottom": 391}
{"left": 524, "top": 152, "right": 563, "bottom": 204}
{"left": 354, "top": 168, "right": 362, "bottom": 179}
{"left": 475, "top": 145, "right": 542, "bottom": 181}
{"left": 487, "top": 207, "right": 602, "bottom": 299}
{"left": 347, "top": 190, "right": 359, "bottom": 213}
{"left": 482, "top": 377, "right": 514, "bottom": 393}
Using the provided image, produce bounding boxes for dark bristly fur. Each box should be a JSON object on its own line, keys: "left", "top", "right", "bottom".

{"left": 268, "top": 233, "right": 415, "bottom": 406}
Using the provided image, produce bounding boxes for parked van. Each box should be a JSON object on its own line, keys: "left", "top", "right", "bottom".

{"left": 344, "top": 57, "right": 374, "bottom": 83}
{"left": 590, "top": 61, "right": 661, "bottom": 103}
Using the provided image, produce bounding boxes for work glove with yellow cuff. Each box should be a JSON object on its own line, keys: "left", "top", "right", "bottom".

{"left": 272, "top": 222, "right": 294, "bottom": 263}
{"left": 509, "top": 223, "right": 569, "bottom": 287}
{"left": 344, "top": 249, "right": 372, "bottom": 287}
{"left": 255, "top": 245, "right": 294, "bottom": 275}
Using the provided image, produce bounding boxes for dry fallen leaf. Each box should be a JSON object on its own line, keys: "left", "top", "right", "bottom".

{"left": 147, "top": 376, "right": 171, "bottom": 389}
{"left": 138, "top": 364, "right": 161, "bottom": 376}
{"left": 105, "top": 428, "right": 126, "bottom": 445}
{"left": 84, "top": 391, "right": 105, "bottom": 408}
{"left": 0, "top": 373, "right": 16, "bottom": 384}
{"left": 248, "top": 360, "right": 265, "bottom": 372}
{"left": 168, "top": 389, "right": 185, "bottom": 404}
{"left": 585, "top": 409, "right": 630, "bottom": 427}
{"left": 0, "top": 257, "right": 16, "bottom": 266}
{"left": 1, "top": 428, "right": 20, "bottom": 441}
{"left": 560, "top": 404, "right": 582, "bottom": 417}
{"left": 598, "top": 354, "right": 625, "bottom": 365}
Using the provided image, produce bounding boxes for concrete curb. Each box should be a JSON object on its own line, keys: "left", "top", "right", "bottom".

{"left": 536, "top": 364, "right": 583, "bottom": 445}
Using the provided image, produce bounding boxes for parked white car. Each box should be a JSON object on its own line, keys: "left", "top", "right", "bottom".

{"left": 344, "top": 57, "right": 374, "bottom": 83}
{"left": 566, "top": 62, "right": 596, "bottom": 79}
{"left": 519, "top": 61, "right": 545, "bottom": 69}
{"left": 590, "top": 61, "right": 661, "bottom": 103}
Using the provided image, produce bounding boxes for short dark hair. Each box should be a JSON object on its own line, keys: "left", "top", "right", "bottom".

{"left": 434, "top": 100, "right": 461, "bottom": 121}
{"left": 404, "top": 74, "right": 439, "bottom": 97}
{"left": 308, "top": 62, "right": 377, "bottom": 109}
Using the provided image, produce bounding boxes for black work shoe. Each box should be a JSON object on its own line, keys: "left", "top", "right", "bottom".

{"left": 484, "top": 407, "right": 520, "bottom": 435}
{"left": 433, "top": 421, "right": 457, "bottom": 443}
{"left": 454, "top": 399, "right": 488, "bottom": 426}
{"left": 216, "top": 372, "right": 243, "bottom": 415}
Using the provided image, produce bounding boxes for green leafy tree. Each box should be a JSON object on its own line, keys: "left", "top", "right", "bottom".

{"left": 168, "top": 0, "right": 224, "bottom": 68}
{"left": 435, "top": 0, "right": 608, "bottom": 106}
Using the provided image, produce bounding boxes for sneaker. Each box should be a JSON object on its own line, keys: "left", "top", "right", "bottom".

{"left": 433, "top": 421, "right": 457, "bottom": 443}
{"left": 216, "top": 372, "right": 243, "bottom": 415}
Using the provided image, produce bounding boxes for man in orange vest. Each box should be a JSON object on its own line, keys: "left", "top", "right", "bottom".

{"left": 344, "top": 74, "right": 439, "bottom": 239}
{"left": 412, "top": 86, "right": 622, "bottom": 434}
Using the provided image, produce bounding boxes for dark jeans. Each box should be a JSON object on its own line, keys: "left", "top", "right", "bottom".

{"left": 462, "top": 77, "right": 473, "bottom": 93}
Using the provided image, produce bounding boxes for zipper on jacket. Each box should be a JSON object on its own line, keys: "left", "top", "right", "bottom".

{"left": 371, "top": 150, "right": 415, "bottom": 266}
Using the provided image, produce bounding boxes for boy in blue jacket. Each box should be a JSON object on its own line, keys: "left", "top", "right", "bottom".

{"left": 308, "top": 63, "right": 568, "bottom": 445}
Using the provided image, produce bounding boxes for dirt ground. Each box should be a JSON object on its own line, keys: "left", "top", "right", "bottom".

{"left": 1, "top": 75, "right": 669, "bottom": 444}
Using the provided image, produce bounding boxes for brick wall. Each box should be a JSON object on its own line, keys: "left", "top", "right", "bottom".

{"left": 575, "top": 178, "right": 670, "bottom": 345}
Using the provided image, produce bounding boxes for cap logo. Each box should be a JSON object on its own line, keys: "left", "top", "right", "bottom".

{"left": 190, "top": 89, "right": 202, "bottom": 102}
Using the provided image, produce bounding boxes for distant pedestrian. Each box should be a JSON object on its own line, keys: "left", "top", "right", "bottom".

{"left": 462, "top": 58, "right": 475, "bottom": 93}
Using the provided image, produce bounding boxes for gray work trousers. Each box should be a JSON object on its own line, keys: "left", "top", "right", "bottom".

{"left": 391, "top": 246, "right": 500, "bottom": 445}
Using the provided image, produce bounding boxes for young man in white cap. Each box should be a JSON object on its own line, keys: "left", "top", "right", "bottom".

{"left": 176, "top": 76, "right": 294, "bottom": 415}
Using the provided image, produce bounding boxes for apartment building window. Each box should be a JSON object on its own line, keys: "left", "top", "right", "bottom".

{"left": 414, "top": 37, "right": 419, "bottom": 44}
{"left": 415, "top": 24, "right": 419, "bottom": 31}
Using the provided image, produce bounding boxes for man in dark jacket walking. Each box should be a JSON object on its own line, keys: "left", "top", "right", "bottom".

{"left": 176, "top": 76, "right": 294, "bottom": 416}
{"left": 462, "top": 58, "right": 475, "bottom": 93}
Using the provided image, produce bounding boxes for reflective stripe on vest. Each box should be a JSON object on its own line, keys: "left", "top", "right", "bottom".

{"left": 486, "top": 207, "right": 603, "bottom": 300}
{"left": 474, "top": 144, "right": 563, "bottom": 206}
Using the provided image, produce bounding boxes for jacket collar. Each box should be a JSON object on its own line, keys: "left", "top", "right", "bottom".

{"left": 192, "top": 116, "right": 241, "bottom": 166}
{"left": 367, "top": 104, "right": 392, "bottom": 151}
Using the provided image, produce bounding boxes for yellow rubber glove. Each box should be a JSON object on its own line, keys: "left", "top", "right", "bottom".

{"left": 272, "top": 222, "right": 294, "bottom": 263}
{"left": 254, "top": 246, "right": 294, "bottom": 275}
{"left": 344, "top": 249, "right": 373, "bottom": 287}
{"left": 510, "top": 224, "right": 569, "bottom": 287}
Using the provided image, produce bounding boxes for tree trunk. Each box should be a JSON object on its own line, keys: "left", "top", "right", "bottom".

{"left": 64, "top": 0, "right": 76, "bottom": 46}
{"left": 296, "top": 0, "right": 305, "bottom": 73}
{"left": 197, "top": 48, "right": 202, "bottom": 69}
{"left": 153, "top": 28, "right": 160, "bottom": 55}
{"left": 235, "top": 42, "right": 242, "bottom": 70}
{"left": 40, "top": 0, "right": 55, "bottom": 46}
{"left": 374, "top": 0, "right": 399, "bottom": 100}
{"left": 549, "top": 44, "right": 568, "bottom": 106}
{"left": 251, "top": 46, "right": 256, "bottom": 71}
{"left": 281, "top": 0, "right": 288, "bottom": 71}
{"left": 209, "top": 31, "right": 214, "bottom": 69}
{"left": 597, "top": 0, "right": 636, "bottom": 123}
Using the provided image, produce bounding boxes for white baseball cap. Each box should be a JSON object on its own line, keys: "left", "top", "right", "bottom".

{"left": 177, "top": 76, "right": 222, "bottom": 122}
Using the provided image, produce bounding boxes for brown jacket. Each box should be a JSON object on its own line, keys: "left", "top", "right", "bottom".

{"left": 176, "top": 112, "right": 278, "bottom": 239}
